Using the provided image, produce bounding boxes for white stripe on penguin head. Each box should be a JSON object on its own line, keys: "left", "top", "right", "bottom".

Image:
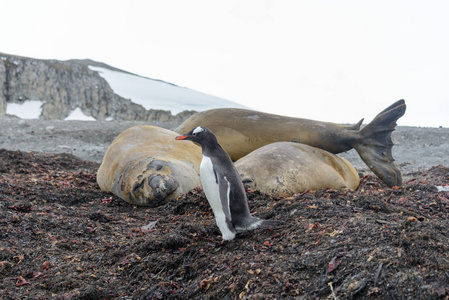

{"left": 193, "top": 126, "right": 204, "bottom": 135}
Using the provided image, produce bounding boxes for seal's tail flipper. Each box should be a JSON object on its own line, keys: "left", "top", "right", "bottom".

{"left": 348, "top": 118, "right": 364, "bottom": 131}
{"left": 353, "top": 99, "right": 406, "bottom": 187}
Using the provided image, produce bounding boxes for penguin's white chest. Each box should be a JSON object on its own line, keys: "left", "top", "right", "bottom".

{"left": 200, "top": 155, "right": 235, "bottom": 240}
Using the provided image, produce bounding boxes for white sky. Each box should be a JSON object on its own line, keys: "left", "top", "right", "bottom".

{"left": 1, "top": 0, "right": 448, "bottom": 127}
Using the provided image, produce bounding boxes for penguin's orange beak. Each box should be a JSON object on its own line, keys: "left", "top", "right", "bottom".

{"left": 175, "top": 135, "right": 189, "bottom": 140}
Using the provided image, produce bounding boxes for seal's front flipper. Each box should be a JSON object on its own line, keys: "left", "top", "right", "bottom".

{"left": 354, "top": 100, "right": 406, "bottom": 187}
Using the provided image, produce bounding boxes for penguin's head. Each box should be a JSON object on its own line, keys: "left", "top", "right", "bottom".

{"left": 175, "top": 126, "right": 211, "bottom": 145}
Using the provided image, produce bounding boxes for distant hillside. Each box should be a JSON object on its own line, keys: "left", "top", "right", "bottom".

{"left": 0, "top": 53, "right": 244, "bottom": 121}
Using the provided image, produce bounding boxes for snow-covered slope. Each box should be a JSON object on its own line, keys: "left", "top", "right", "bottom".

{"left": 5, "top": 60, "right": 245, "bottom": 120}
{"left": 89, "top": 66, "right": 246, "bottom": 115}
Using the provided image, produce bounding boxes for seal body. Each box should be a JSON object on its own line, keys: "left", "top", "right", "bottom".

{"left": 176, "top": 100, "right": 406, "bottom": 187}
{"left": 176, "top": 126, "right": 283, "bottom": 240}
{"left": 97, "top": 125, "right": 202, "bottom": 206}
{"left": 177, "top": 109, "right": 356, "bottom": 159}
{"left": 235, "top": 142, "right": 360, "bottom": 197}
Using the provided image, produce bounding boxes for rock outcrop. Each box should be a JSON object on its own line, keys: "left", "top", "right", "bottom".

{"left": 0, "top": 53, "right": 195, "bottom": 121}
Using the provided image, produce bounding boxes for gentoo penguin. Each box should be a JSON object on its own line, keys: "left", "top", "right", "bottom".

{"left": 175, "top": 126, "right": 283, "bottom": 240}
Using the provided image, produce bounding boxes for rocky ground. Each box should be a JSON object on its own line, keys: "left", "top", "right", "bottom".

{"left": 0, "top": 117, "right": 181, "bottom": 164}
{"left": 1, "top": 117, "right": 448, "bottom": 176}
{"left": 1, "top": 117, "right": 449, "bottom": 299}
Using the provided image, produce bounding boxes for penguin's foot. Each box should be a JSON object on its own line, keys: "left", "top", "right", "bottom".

{"left": 219, "top": 239, "right": 233, "bottom": 246}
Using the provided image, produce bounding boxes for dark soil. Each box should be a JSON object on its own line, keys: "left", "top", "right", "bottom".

{"left": 1, "top": 149, "right": 449, "bottom": 299}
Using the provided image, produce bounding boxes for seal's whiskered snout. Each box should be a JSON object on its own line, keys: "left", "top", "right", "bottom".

{"left": 97, "top": 125, "right": 202, "bottom": 207}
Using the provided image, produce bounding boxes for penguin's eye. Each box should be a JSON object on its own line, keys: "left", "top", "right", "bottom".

{"left": 192, "top": 132, "right": 197, "bottom": 137}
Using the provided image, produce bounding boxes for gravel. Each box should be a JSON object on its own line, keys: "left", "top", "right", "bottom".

{"left": 1, "top": 116, "right": 448, "bottom": 178}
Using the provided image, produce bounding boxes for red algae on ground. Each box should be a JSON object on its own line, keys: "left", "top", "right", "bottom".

{"left": 1, "top": 149, "right": 449, "bottom": 299}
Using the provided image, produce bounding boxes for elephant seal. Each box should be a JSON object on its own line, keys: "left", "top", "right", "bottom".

{"left": 97, "top": 125, "right": 202, "bottom": 206}
{"left": 235, "top": 142, "right": 360, "bottom": 197}
{"left": 176, "top": 100, "right": 406, "bottom": 187}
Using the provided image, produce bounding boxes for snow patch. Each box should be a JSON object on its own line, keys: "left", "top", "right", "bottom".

{"left": 6, "top": 100, "right": 44, "bottom": 119}
{"left": 89, "top": 66, "right": 246, "bottom": 115}
{"left": 246, "top": 114, "right": 260, "bottom": 120}
{"left": 64, "top": 107, "right": 96, "bottom": 121}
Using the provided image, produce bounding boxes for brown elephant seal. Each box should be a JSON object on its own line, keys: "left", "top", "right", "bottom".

{"left": 176, "top": 100, "right": 406, "bottom": 187}
{"left": 97, "top": 125, "right": 202, "bottom": 206}
{"left": 235, "top": 142, "right": 360, "bottom": 197}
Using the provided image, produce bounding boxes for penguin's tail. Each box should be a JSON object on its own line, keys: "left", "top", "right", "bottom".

{"left": 352, "top": 99, "right": 406, "bottom": 187}
{"left": 259, "top": 219, "right": 284, "bottom": 228}
{"left": 236, "top": 217, "right": 284, "bottom": 231}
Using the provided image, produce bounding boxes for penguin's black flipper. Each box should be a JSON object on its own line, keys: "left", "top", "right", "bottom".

{"left": 215, "top": 167, "right": 236, "bottom": 232}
